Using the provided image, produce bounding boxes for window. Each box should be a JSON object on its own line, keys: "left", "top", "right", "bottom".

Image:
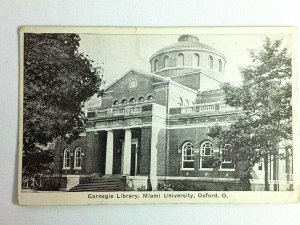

{"left": 74, "top": 147, "right": 82, "bottom": 169}
{"left": 178, "top": 97, "right": 183, "bottom": 106}
{"left": 218, "top": 59, "right": 223, "bottom": 72}
{"left": 220, "top": 144, "right": 234, "bottom": 170}
{"left": 208, "top": 55, "right": 213, "bottom": 69}
{"left": 164, "top": 56, "right": 169, "bottom": 68}
{"left": 138, "top": 97, "right": 144, "bottom": 102}
{"left": 177, "top": 53, "right": 184, "bottom": 66}
{"left": 113, "top": 100, "right": 119, "bottom": 106}
{"left": 121, "top": 99, "right": 127, "bottom": 104}
{"left": 193, "top": 53, "right": 200, "bottom": 67}
{"left": 258, "top": 162, "right": 263, "bottom": 171}
{"left": 129, "top": 98, "right": 136, "bottom": 103}
{"left": 200, "top": 141, "right": 214, "bottom": 169}
{"left": 63, "top": 148, "right": 71, "bottom": 169}
{"left": 182, "top": 142, "right": 194, "bottom": 169}
{"left": 147, "top": 95, "right": 154, "bottom": 101}
{"left": 154, "top": 59, "right": 158, "bottom": 71}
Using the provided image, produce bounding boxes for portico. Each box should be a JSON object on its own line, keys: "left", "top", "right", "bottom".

{"left": 104, "top": 128, "right": 143, "bottom": 176}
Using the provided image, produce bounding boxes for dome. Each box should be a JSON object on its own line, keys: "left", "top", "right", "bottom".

{"left": 150, "top": 34, "right": 224, "bottom": 60}
{"left": 149, "top": 34, "right": 226, "bottom": 82}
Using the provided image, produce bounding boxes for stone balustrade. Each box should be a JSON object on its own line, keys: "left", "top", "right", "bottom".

{"left": 169, "top": 101, "right": 237, "bottom": 115}
{"left": 87, "top": 104, "right": 151, "bottom": 119}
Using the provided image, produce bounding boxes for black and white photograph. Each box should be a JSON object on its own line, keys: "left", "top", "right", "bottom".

{"left": 18, "top": 27, "right": 297, "bottom": 205}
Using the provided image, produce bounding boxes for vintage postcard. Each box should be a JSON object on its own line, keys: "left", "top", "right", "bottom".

{"left": 18, "top": 27, "right": 298, "bottom": 205}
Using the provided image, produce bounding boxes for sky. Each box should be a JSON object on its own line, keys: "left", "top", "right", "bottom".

{"left": 78, "top": 33, "right": 292, "bottom": 87}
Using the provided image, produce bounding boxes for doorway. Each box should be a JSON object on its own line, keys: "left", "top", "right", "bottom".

{"left": 121, "top": 139, "right": 138, "bottom": 176}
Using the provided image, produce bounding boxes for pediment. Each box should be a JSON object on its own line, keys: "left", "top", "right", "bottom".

{"left": 105, "top": 69, "right": 167, "bottom": 92}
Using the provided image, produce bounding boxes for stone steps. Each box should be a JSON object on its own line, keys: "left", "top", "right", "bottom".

{"left": 80, "top": 178, "right": 120, "bottom": 184}
{"left": 69, "top": 177, "right": 122, "bottom": 192}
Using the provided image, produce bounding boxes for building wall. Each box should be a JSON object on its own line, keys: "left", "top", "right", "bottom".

{"left": 155, "top": 67, "right": 201, "bottom": 78}
{"left": 53, "top": 136, "right": 87, "bottom": 176}
{"left": 156, "top": 128, "right": 167, "bottom": 176}
{"left": 85, "top": 132, "right": 101, "bottom": 175}
{"left": 140, "top": 127, "right": 152, "bottom": 175}
{"left": 167, "top": 126, "right": 239, "bottom": 179}
{"left": 199, "top": 71, "right": 222, "bottom": 91}
{"left": 199, "top": 89, "right": 225, "bottom": 103}
{"left": 171, "top": 72, "right": 201, "bottom": 91}
{"left": 153, "top": 83, "right": 167, "bottom": 107}
{"left": 168, "top": 82, "right": 197, "bottom": 108}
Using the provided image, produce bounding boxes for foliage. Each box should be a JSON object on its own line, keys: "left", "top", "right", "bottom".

{"left": 22, "top": 146, "right": 54, "bottom": 176}
{"left": 207, "top": 38, "right": 292, "bottom": 189}
{"left": 23, "top": 33, "right": 103, "bottom": 176}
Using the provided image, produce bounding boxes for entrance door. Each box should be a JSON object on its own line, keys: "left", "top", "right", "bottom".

{"left": 121, "top": 140, "right": 138, "bottom": 176}
{"left": 130, "top": 141, "right": 138, "bottom": 176}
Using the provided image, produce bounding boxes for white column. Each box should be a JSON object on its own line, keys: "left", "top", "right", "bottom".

{"left": 122, "top": 129, "right": 132, "bottom": 175}
{"left": 270, "top": 155, "right": 274, "bottom": 191}
{"left": 105, "top": 130, "right": 114, "bottom": 175}
{"left": 149, "top": 104, "right": 166, "bottom": 190}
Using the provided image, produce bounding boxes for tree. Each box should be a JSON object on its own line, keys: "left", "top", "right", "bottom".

{"left": 23, "top": 33, "right": 103, "bottom": 176}
{"left": 207, "top": 38, "right": 292, "bottom": 191}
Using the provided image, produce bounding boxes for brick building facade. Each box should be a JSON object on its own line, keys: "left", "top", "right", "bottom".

{"left": 53, "top": 35, "right": 293, "bottom": 191}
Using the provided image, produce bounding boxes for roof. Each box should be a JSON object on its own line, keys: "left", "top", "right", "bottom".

{"left": 157, "top": 41, "right": 221, "bottom": 54}
{"left": 104, "top": 68, "right": 197, "bottom": 94}
{"left": 104, "top": 68, "right": 169, "bottom": 91}
{"left": 150, "top": 35, "right": 224, "bottom": 60}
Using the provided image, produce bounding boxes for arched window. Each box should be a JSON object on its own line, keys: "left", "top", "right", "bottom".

{"left": 63, "top": 148, "right": 71, "bottom": 169}
{"left": 147, "top": 95, "right": 154, "bottom": 101}
{"left": 138, "top": 96, "right": 144, "bottom": 102}
{"left": 182, "top": 142, "right": 194, "bottom": 169}
{"left": 177, "top": 53, "right": 184, "bottom": 66}
{"left": 74, "top": 147, "right": 82, "bottom": 169}
{"left": 113, "top": 100, "right": 119, "bottom": 106}
{"left": 220, "top": 144, "right": 234, "bottom": 170}
{"left": 186, "top": 99, "right": 190, "bottom": 106}
{"left": 154, "top": 59, "right": 158, "bottom": 71}
{"left": 129, "top": 98, "right": 136, "bottom": 103}
{"left": 121, "top": 99, "right": 127, "bottom": 104}
{"left": 164, "top": 56, "right": 169, "bottom": 68}
{"left": 208, "top": 55, "right": 213, "bottom": 69}
{"left": 200, "top": 141, "right": 214, "bottom": 169}
{"left": 193, "top": 53, "right": 200, "bottom": 67}
{"left": 178, "top": 97, "right": 183, "bottom": 106}
{"left": 218, "top": 59, "right": 223, "bottom": 72}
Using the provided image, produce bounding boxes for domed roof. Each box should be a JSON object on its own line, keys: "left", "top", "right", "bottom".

{"left": 151, "top": 34, "right": 224, "bottom": 59}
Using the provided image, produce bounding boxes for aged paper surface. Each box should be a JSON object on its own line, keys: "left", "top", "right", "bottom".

{"left": 18, "top": 27, "right": 298, "bottom": 205}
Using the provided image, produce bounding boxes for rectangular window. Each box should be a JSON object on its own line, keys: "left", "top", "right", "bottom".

{"left": 201, "top": 157, "right": 214, "bottom": 169}
{"left": 221, "top": 162, "right": 235, "bottom": 169}
{"left": 183, "top": 161, "right": 194, "bottom": 169}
